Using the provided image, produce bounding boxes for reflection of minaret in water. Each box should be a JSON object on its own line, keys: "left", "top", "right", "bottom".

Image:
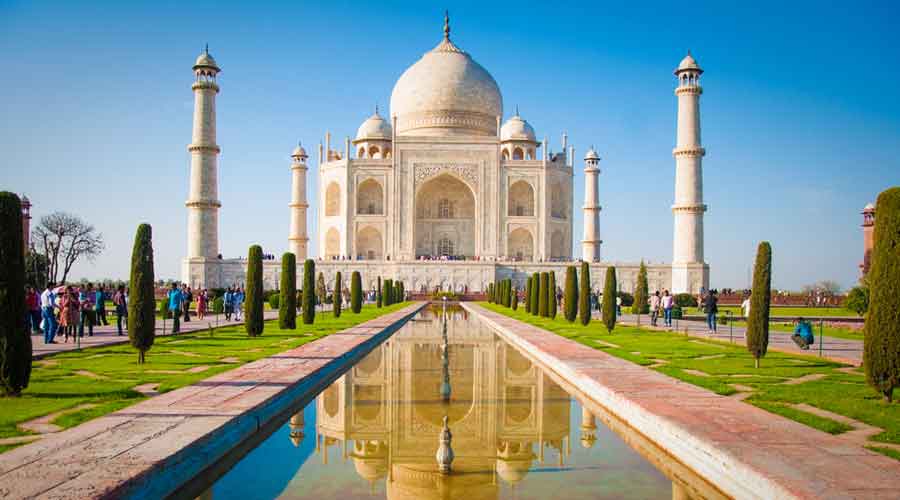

{"left": 579, "top": 406, "right": 597, "bottom": 449}
{"left": 440, "top": 305, "right": 451, "bottom": 402}
{"left": 436, "top": 415, "right": 454, "bottom": 474}
{"left": 288, "top": 411, "right": 305, "bottom": 447}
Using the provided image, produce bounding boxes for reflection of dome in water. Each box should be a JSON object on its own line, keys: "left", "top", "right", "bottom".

{"left": 496, "top": 458, "right": 532, "bottom": 484}
{"left": 352, "top": 440, "right": 388, "bottom": 482}
{"left": 386, "top": 463, "right": 497, "bottom": 500}
{"left": 413, "top": 344, "right": 475, "bottom": 425}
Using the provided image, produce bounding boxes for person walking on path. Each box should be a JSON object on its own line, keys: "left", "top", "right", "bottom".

{"left": 616, "top": 295, "right": 622, "bottom": 317}
{"left": 60, "top": 286, "right": 80, "bottom": 343}
{"left": 233, "top": 287, "right": 245, "bottom": 321}
{"left": 740, "top": 294, "right": 751, "bottom": 319}
{"left": 650, "top": 291, "right": 661, "bottom": 327}
{"left": 26, "top": 286, "right": 41, "bottom": 335}
{"left": 40, "top": 282, "right": 59, "bottom": 343}
{"left": 113, "top": 285, "right": 128, "bottom": 336}
{"left": 661, "top": 289, "right": 674, "bottom": 327}
{"left": 95, "top": 285, "right": 109, "bottom": 326}
{"left": 703, "top": 290, "right": 719, "bottom": 333}
{"left": 224, "top": 287, "right": 234, "bottom": 321}
{"left": 182, "top": 285, "right": 193, "bottom": 323}
{"left": 167, "top": 283, "right": 183, "bottom": 333}
{"left": 78, "top": 283, "right": 96, "bottom": 337}
{"left": 197, "top": 289, "right": 208, "bottom": 320}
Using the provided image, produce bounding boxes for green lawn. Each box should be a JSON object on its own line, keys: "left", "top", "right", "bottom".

{"left": 482, "top": 303, "right": 900, "bottom": 460}
{"left": 0, "top": 303, "right": 409, "bottom": 446}
{"left": 715, "top": 305, "right": 860, "bottom": 318}
{"left": 727, "top": 319, "right": 864, "bottom": 342}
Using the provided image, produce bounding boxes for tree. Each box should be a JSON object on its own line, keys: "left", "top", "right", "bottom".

{"left": 547, "top": 272, "right": 557, "bottom": 319}
{"left": 24, "top": 251, "right": 49, "bottom": 290}
{"left": 315, "top": 271, "right": 326, "bottom": 309}
{"left": 376, "top": 276, "right": 383, "bottom": 308}
{"left": 511, "top": 287, "right": 519, "bottom": 310}
{"left": 601, "top": 266, "right": 617, "bottom": 332}
{"left": 0, "top": 193, "right": 31, "bottom": 396}
{"left": 333, "top": 272, "right": 343, "bottom": 317}
{"left": 128, "top": 224, "right": 155, "bottom": 364}
{"left": 394, "top": 281, "right": 403, "bottom": 303}
{"left": 524, "top": 276, "right": 532, "bottom": 313}
{"left": 864, "top": 188, "right": 900, "bottom": 403}
{"left": 632, "top": 261, "right": 649, "bottom": 316}
{"left": 530, "top": 272, "right": 540, "bottom": 315}
{"left": 564, "top": 266, "right": 578, "bottom": 323}
{"left": 32, "top": 211, "right": 104, "bottom": 284}
{"left": 383, "top": 279, "right": 393, "bottom": 306}
{"left": 488, "top": 283, "right": 494, "bottom": 303}
{"left": 245, "top": 245, "right": 264, "bottom": 337}
{"left": 351, "top": 271, "right": 362, "bottom": 313}
{"left": 279, "top": 253, "right": 297, "bottom": 329}
{"left": 746, "top": 242, "right": 772, "bottom": 368}
{"left": 844, "top": 286, "right": 869, "bottom": 316}
{"left": 538, "top": 272, "right": 549, "bottom": 317}
{"left": 579, "top": 263, "right": 592, "bottom": 326}
{"left": 302, "top": 260, "right": 316, "bottom": 324}
{"left": 502, "top": 280, "right": 509, "bottom": 307}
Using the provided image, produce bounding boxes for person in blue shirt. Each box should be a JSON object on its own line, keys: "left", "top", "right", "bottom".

{"left": 223, "top": 287, "right": 234, "bottom": 321}
{"left": 791, "top": 318, "right": 815, "bottom": 350}
{"left": 168, "top": 283, "right": 184, "bottom": 333}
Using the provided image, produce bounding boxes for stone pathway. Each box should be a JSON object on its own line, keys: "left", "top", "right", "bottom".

{"left": 30, "top": 311, "right": 279, "bottom": 359}
{"left": 470, "top": 304, "right": 900, "bottom": 499}
{"left": 0, "top": 303, "right": 424, "bottom": 499}
{"left": 613, "top": 313, "right": 863, "bottom": 365}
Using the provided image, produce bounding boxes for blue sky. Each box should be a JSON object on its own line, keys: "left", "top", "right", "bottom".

{"left": 2, "top": 0, "right": 898, "bottom": 291}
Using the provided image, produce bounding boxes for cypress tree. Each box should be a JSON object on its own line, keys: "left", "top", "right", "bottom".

{"left": 128, "top": 224, "right": 156, "bottom": 364}
{"left": 746, "top": 242, "right": 772, "bottom": 368}
{"left": 350, "top": 271, "right": 362, "bottom": 313}
{"left": 333, "top": 272, "right": 343, "bottom": 317}
{"left": 512, "top": 286, "right": 519, "bottom": 310}
{"left": 279, "top": 253, "right": 297, "bottom": 329}
{"left": 245, "top": 245, "right": 264, "bottom": 337}
{"left": 0, "top": 193, "right": 31, "bottom": 395}
{"left": 548, "top": 272, "right": 557, "bottom": 319}
{"left": 564, "top": 266, "right": 578, "bottom": 323}
{"left": 538, "top": 272, "right": 549, "bottom": 317}
{"left": 394, "top": 281, "right": 402, "bottom": 303}
{"left": 531, "top": 272, "right": 540, "bottom": 315}
{"left": 580, "top": 262, "right": 592, "bottom": 326}
{"left": 632, "top": 261, "right": 649, "bottom": 315}
{"left": 508, "top": 281, "right": 515, "bottom": 308}
{"left": 601, "top": 266, "right": 617, "bottom": 331}
{"left": 524, "top": 276, "right": 532, "bottom": 313}
{"left": 376, "top": 276, "right": 383, "bottom": 307}
{"left": 302, "top": 259, "right": 315, "bottom": 324}
{"left": 500, "top": 280, "right": 507, "bottom": 307}
{"left": 383, "top": 279, "right": 393, "bottom": 306}
{"left": 488, "top": 283, "right": 494, "bottom": 303}
{"left": 865, "top": 188, "right": 900, "bottom": 402}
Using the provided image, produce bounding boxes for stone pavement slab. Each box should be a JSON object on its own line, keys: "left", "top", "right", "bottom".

{"left": 0, "top": 303, "right": 424, "bottom": 500}
{"left": 467, "top": 303, "right": 900, "bottom": 500}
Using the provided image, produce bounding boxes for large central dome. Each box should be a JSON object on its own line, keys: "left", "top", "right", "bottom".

{"left": 390, "top": 16, "right": 503, "bottom": 137}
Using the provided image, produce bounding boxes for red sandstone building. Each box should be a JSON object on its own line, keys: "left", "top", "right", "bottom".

{"left": 860, "top": 202, "right": 875, "bottom": 277}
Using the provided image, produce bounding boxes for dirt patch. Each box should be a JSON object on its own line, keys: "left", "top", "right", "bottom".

{"left": 168, "top": 350, "right": 202, "bottom": 358}
{"left": 186, "top": 365, "right": 210, "bottom": 374}
{"left": 74, "top": 370, "right": 108, "bottom": 380}
{"left": 220, "top": 357, "right": 241, "bottom": 364}
{"left": 19, "top": 403, "right": 98, "bottom": 435}
{"left": 694, "top": 354, "right": 726, "bottom": 361}
{"left": 781, "top": 373, "right": 827, "bottom": 385}
{"left": 683, "top": 369, "right": 711, "bottom": 378}
{"left": 594, "top": 340, "right": 620, "bottom": 349}
{"left": 133, "top": 383, "right": 160, "bottom": 397}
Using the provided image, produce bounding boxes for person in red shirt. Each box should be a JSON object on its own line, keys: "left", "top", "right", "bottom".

{"left": 25, "top": 286, "right": 41, "bottom": 334}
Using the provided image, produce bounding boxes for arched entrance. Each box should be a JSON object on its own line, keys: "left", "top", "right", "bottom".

{"left": 508, "top": 228, "right": 534, "bottom": 261}
{"left": 356, "top": 226, "right": 383, "bottom": 260}
{"left": 415, "top": 174, "right": 476, "bottom": 258}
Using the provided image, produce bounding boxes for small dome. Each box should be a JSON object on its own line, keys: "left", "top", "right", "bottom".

{"left": 193, "top": 47, "right": 220, "bottom": 72}
{"left": 496, "top": 458, "right": 532, "bottom": 484}
{"left": 674, "top": 51, "right": 702, "bottom": 75}
{"left": 291, "top": 142, "right": 308, "bottom": 159}
{"left": 500, "top": 113, "right": 536, "bottom": 142}
{"left": 584, "top": 147, "right": 600, "bottom": 161}
{"left": 864, "top": 202, "right": 875, "bottom": 211}
{"left": 355, "top": 109, "right": 393, "bottom": 142}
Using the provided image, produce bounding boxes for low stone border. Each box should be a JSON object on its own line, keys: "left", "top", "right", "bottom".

{"left": 464, "top": 303, "right": 900, "bottom": 499}
{"left": 0, "top": 303, "right": 425, "bottom": 499}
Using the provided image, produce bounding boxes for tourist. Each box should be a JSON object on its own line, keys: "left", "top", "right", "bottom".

{"left": 615, "top": 295, "right": 622, "bottom": 316}
{"left": 703, "top": 290, "right": 718, "bottom": 333}
{"left": 791, "top": 318, "right": 815, "bottom": 350}
{"left": 95, "top": 285, "right": 109, "bottom": 326}
{"left": 25, "top": 286, "right": 41, "bottom": 335}
{"left": 167, "top": 283, "right": 183, "bottom": 333}
{"left": 650, "top": 291, "right": 661, "bottom": 327}
{"left": 183, "top": 285, "right": 193, "bottom": 323}
{"left": 60, "top": 286, "right": 80, "bottom": 343}
{"left": 740, "top": 294, "right": 751, "bottom": 318}
{"left": 661, "top": 290, "right": 674, "bottom": 327}
{"left": 224, "top": 287, "right": 234, "bottom": 321}
{"left": 234, "top": 287, "right": 245, "bottom": 321}
{"left": 113, "top": 285, "right": 128, "bottom": 336}
{"left": 197, "top": 289, "right": 208, "bottom": 319}
{"left": 40, "top": 282, "right": 59, "bottom": 343}
{"left": 78, "top": 283, "right": 96, "bottom": 337}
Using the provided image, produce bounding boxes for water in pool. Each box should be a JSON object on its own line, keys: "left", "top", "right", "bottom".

{"left": 186, "top": 306, "right": 719, "bottom": 499}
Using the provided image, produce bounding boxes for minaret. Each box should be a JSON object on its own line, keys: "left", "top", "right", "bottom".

{"left": 20, "top": 195, "right": 31, "bottom": 254}
{"left": 581, "top": 147, "right": 602, "bottom": 262}
{"left": 289, "top": 142, "right": 309, "bottom": 259}
{"left": 671, "top": 52, "right": 707, "bottom": 293}
{"left": 860, "top": 203, "right": 875, "bottom": 276}
{"left": 186, "top": 46, "right": 221, "bottom": 262}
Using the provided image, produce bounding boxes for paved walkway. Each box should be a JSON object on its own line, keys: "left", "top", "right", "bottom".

{"left": 469, "top": 304, "right": 900, "bottom": 499}
{"left": 608, "top": 312, "right": 863, "bottom": 366}
{"left": 0, "top": 303, "right": 424, "bottom": 499}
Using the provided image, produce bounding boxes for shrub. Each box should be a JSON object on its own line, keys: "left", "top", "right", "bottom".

{"left": 579, "top": 263, "right": 591, "bottom": 326}
{"left": 618, "top": 291, "right": 634, "bottom": 307}
{"left": 158, "top": 297, "right": 169, "bottom": 318}
{"left": 844, "top": 286, "right": 869, "bottom": 316}
{"left": 632, "top": 261, "right": 649, "bottom": 315}
{"left": 524, "top": 276, "right": 532, "bottom": 313}
{"left": 530, "top": 272, "right": 540, "bottom": 315}
{"left": 279, "top": 252, "right": 296, "bottom": 329}
{"left": 674, "top": 293, "right": 697, "bottom": 308}
{"left": 746, "top": 241, "right": 772, "bottom": 368}
{"left": 383, "top": 279, "right": 393, "bottom": 306}
{"left": 601, "top": 266, "right": 617, "bottom": 332}
{"left": 302, "top": 260, "right": 315, "bottom": 324}
{"left": 376, "top": 276, "right": 383, "bottom": 308}
{"left": 548, "top": 272, "right": 557, "bottom": 319}
{"left": 351, "top": 271, "right": 362, "bottom": 313}
{"left": 672, "top": 306, "right": 683, "bottom": 319}
{"left": 511, "top": 287, "right": 518, "bottom": 310}
{"left": 0, "top": 192, "right": 31, "bottom": 395}
{"left": 212, "top": 296, "right": 224, "bottom": 314}
{"left": 128, "top": 224, "right": 156, "bottom": 364}
{"left": 245, "top": 245, "right": 264, "bottom": 337}
{"left": 269, "top": 293, "right": 280, "bottom": 310}
{"left": 864, "top": 187, "right": 900, "bottom": 402}
{"left": 564, "top": 266, "right": 578, "bottom": 323}
{"left": 333, "top": 272, "right": 343, "bottom": 317}
{"left": 488, "top": 283, "right": 494, "bottom": 303}
{"left": 538, "top": 272, "right": 549, "bottom": 317}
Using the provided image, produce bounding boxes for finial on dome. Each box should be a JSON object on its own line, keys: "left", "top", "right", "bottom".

{"left": 375, "top": 103, "right": 380, "bottom": 116}
{"left": 444, "top": 10, "right": 450, "bottom": 40}
{"left": 515, "top": 104, "right": 519, "bottom": 117}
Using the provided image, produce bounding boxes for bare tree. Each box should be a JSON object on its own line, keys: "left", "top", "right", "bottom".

{"left": 32, "top": 212, "right": 104, "bottom": 284}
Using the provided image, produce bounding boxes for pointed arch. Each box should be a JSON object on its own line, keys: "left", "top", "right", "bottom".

{"left": 325, "top": 182, "right": 341, "bottom": 216}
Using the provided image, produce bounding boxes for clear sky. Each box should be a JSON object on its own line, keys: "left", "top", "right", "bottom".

{"left": 2, "top": 0, "right": 898, "bottom": 291}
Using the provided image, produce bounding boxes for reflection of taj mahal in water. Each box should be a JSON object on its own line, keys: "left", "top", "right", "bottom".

{"left": 182, "top": 14, "right": 710, "bottom": 294}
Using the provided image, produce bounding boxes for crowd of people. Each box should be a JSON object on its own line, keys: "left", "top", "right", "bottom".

{"left": 28, "top": 282, "right": 129, "bottom": 344}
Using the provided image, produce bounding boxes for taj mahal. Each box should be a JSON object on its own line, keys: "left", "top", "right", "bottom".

{"left": 182, "top": 14, "right": 709, "bottom": 294}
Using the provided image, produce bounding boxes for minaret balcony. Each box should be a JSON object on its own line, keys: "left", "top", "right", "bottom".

{"left": 672, "top": 146, "right": 705, "bottom": 158}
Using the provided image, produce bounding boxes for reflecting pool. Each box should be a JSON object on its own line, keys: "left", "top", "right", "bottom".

{"left": 184, "top": 306, "right": 721, "bottom": 499}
